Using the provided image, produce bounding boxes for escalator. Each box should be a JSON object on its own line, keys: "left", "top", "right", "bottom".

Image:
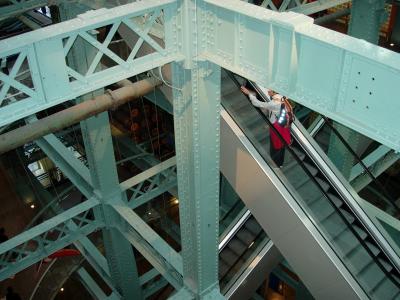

{"left": 218, "top": 207, "right": 281, "bottom": 299}
{"left": 220, "top": 70, "right": 400, "bottom": 299}
{"left": 311, "top": 115, "right": 400, "bottom": 216}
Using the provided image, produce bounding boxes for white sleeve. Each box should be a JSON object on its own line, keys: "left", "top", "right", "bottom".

{"left": 249, "top": 94, "right": 275, "bottom": 109}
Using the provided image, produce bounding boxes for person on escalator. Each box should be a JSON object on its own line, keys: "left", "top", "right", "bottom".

{"left": 240, "top": 86, "right": 293, "bottom": 168}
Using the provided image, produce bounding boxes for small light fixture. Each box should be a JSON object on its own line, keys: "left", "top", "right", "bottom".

{"left": 148, "top": 211, "right": 152, "bottom": 215}
{"left": 390, "top": 43, "right": 395, "bottom": 47}
{"left": 173, "top": 199, "right": 179, "bottom": 205}
{"left": 30, "top": 204, "right": 35, "bottom": 209}
{"left": 60, "top": 287, "right": 64, "bottom": 292}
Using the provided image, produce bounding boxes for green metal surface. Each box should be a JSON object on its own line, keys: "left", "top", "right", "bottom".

{"left": 0, "top": 0, "right": 180, "bottom": 128}
{"left": 349, "top": 0, "right": 387, "bottom": 44}
{"left": 0, "top": 197, "right": 100, "bottom": 281}
{"left": 169, "top": 1, "right": 224, "bottom": 296}
{"left": 2, "top": 0, "right": 400, "bottom": 298}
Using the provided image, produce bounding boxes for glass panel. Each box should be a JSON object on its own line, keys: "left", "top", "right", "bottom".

{"left": 219, "top": 215, "right": 268, "bottom": 291}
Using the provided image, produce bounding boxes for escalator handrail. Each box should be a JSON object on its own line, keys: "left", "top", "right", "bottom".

{"left": 219, "top": 210, "right": 252, "bottom": 252}
{"left": 223, "top": 70, "right": 400, "bottom": 289}
{"left": 320, "top": 116, "right": 400, "bottom": 214}
{"left": 219, "top": 230, "right": 266, "bottom": 284}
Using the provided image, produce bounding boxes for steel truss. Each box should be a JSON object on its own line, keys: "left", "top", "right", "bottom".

{"left": 1, "top": 0, "right": 400, "bottom": 299}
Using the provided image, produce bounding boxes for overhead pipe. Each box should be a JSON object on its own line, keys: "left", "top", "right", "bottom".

{"left": 0, "top": 77, "right": 161, "bottom": 155}
{"left": 314, "top": 8, "right": 351, "bottom": 25}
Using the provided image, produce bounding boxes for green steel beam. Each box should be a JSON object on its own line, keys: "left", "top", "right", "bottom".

{"left": 113, "top": 203, "right": 184, "bottom": 290}
{"left": 25, "top": 164, "right": 119, "bottom": 295}
{"left": 349, "top": 0, "right": 387, "bottom": 44}
{"left": 80, "top": 109, "right": 143, "bottom": 299}
{"left": 0, "top": 0, "right": 181, "bottom": 128}
{"left": 256, "top": 0, "right": 351, "bottom": 15}
{"left": 144, "top": 88, "right": 173, "bottom": 114}
{"left": 0, "top": 198, "right": 100, "bottom": 281}
{"left": 32, "top": 131, "right": 93, "bottom": 199}
{"left": 77, "top": 267, "right": 117, "bottom": 300}
{"left": 202, "top": 0, "right": 400, "bottom": 151}
{"left": 326, "top": 0, "right": 384, "bottom": 179}
{"left": 60, "top": 1, "right": 144, "bottom": 296}
{"left": 350, "top": 145, "right": 392, "bottom": 181}
{"left": 116, "top": 135, "right": 178, "bottom": 198}
{"left": 170, "top": 1, "right": 223, "bottom": 297}
{"left": 143, "top": 277, "right": 169, "bottom": 298}
{"left": 0, "top": 0, "right": 56, "bottom": 22}
{"left": 119, "top": 156, "right": 177, "bottom": 208}
{"left": 351, "top": 150, "right": 400, "bottom": 192}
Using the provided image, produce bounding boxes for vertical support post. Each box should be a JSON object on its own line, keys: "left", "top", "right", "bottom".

{"left": 348, "top": 0, "right": 387, "bottom": 44}
{"left": 80, "top": 112, "right": 142, "bottom": 299}
{"left": 172, "top": 61, "right": 223, "bottom": 299}
{"left": 327, "top": 0, "right": 386, "bottom": 178}
{"left": 171, "top": 1, "right": 223, "bottom": 297}
{"left": 57, "top": 3, "right": 142, "bottom": 299}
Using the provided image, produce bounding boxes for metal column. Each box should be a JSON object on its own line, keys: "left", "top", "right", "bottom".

{"left": 58, "top": 3, "right": 142, "bottom": 299}
{"left": 170, "top": 1, "right": 223, "bottom": 297}
{"left": 348, "top": 0, "right": 387, "bottom": 44}
{"left": 80, "top": 112, "right": 142, "bottom": 299}
{"left": 327, "top": 0, "right": 386, "bottom": 178}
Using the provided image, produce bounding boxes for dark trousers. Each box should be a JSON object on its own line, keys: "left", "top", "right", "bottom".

{"left": 270, "top": 141, "right": 285, "bottom": 167}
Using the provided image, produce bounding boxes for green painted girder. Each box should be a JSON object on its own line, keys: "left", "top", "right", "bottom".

{"left": 119, "top": 156, "right": 177, "bottom": 208}
{"left": 77, "top": 267, "right": 121, "bottom": 300}
{"left": 0, "top": 198, "right": 100, "bottom": 281}
{"left": 113, "top": 203, "right": 184, "bottom": 290}
{"left": 256, "top": 0, "right": 351, "bottom": 15}
{"left": 202, "top": 0, "right": 400, "bottom": 151}
{"left": 26, "top": 168, "right": 120, "bottom": 296}
{"left": 0, "top": 0, "right": 56, "bottom": 22}
{"left": 0, "top": 0, "right": 181, "bottom": 128}
{"left": 33, "top": 132, "right": 93, "bottom": 198}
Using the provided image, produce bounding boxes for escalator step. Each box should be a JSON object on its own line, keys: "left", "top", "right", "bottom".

{"left": 328, "top": 193, "right": 343, "bottom": 208}
{"left": 291, "top": 146, "right": 306, "bottom": 161}
{"left": 297, "top": 179, "right": 326, "bottom": 205}
{"left": 371, "top": 277, "right": 399, "bottom": 300}
{"left": 283, "top": 166, "right": 312, "bottom": 190}
{"left": 220, "top": 248, "right": 239, "bottom": 266}
{"left": 228, "top": 237, "right": 248, "bottom": 256}
{"left": 219, "top": 260, "right": 230, "bottom": 279}
{"left": 321, "top": 213, "right": 348, "bottom": 240}
{"left": 377, "top": 257, "right": 393, "bottom": 272}
{"left": 353, "top": 224, "right": 368, "bottom": 240}
{"left": 315, "top": 177, "right": 330, "bottom": 191}
{"left": 244, "top": 217, "right": 262, "bottom": 235}
{"left": 339, "top": 208, "right": 355, "bottom": 224}
{"left": 236, "top": 228, "right": 256, "bottom": 245}
{"left": 304, "top": 162, "right": 318, "bottom": 177}
{"left": 358, "top": 262, "right": 386, "bottom": 294}
{"left": 365, "top": 241, "right": 380, "bottom": 257}
{"left": 310, "top": 197, "right": 335, "bottom": 221}
{"left": 334, "top": 228, "right": 360, "bottom": 257}
{"left": 346, "top": 245, "right": 373, "bottom": 274}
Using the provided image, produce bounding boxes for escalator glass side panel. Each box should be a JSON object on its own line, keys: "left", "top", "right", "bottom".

{"left": 221, "top": 70, "right": 400, "bottom": 299}
{"left": 220, "top": 173, "right": 245, "bottom": 234}
{"left": 219, "top": 214, "right": 268, "bottom": 291}
{"left": 313, "top": 117, "right": 400, "bottom": 218}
